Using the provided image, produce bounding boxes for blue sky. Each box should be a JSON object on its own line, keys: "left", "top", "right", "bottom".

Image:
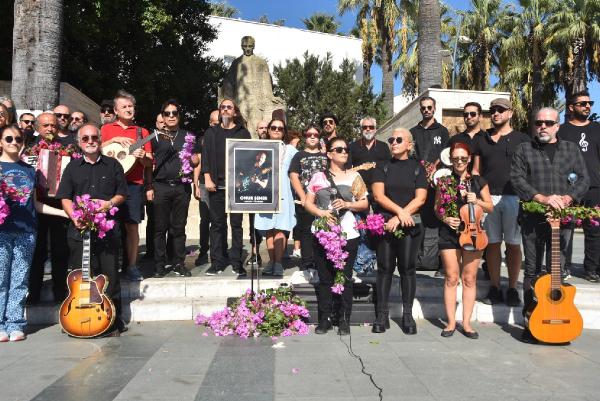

{"left": 223, "top": 0, "right": 599, "bottom": 106}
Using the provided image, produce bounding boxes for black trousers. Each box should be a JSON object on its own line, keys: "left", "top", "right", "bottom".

{"left": 376, "top": 226, "right": 423, "bottom": 312}
{"left": 208, "top": 189, "right": 243, "bottom": 269}
{"left": 198, "top": 187, "right": 210, "bottom": 255}
{"left": 416, "top": 186, "right": 441, "bottom": 270}
{"left": 68, "top": 234, "right": 122, "bottom": 318}
{"left": 29, "top": 214, "right": 69, "bottom": 302}
{"left": 313, "top": 236, "right": 359, "bottom": 321}
{"left": 582, "top": 188, "right": 600, "bottom": 274}
{"left": 153, "top": 182, "right": 191, "bottom": 269}
{"left": 295, "top": 204, "right": 315, "bottom": 269}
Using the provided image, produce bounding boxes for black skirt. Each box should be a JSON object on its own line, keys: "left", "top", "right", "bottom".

{"left": 439, "top": 223, "right": 460, "bottom": 250}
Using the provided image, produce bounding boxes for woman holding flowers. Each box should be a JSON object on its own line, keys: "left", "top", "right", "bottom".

{"left": 304, "top": 138, "right": 369, "bottom": 335}
{"left": 255, "top": 119, "right": 298, "bottom": 277}
{"left": 0, "top": 125, "right": 66, "bottom": 342}
{"left": 371, "top": 128, "right": 427, "bottom": 334}
{"left": 435, "top": 142, "right": 493, "bottom": 339}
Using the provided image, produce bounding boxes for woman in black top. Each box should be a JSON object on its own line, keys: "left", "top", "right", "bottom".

{"left": 371, "top": 128, "right": 427, "bottom": 334}
{"left": 435, "top": 142, "right": 493, "bottom": 339}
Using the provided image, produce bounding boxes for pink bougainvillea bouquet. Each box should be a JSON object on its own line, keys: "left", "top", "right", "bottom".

{"left": 70, "top": 194, "right": 119, "bottom": 238}
{"left": 0, "top": 179, "right": 31, "bottom": 225}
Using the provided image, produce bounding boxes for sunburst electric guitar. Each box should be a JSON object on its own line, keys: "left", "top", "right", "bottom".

{"left": 59, "top": 230, "right": 116, "bottom": 338}
{"left": 524, "top": 218, "right": 583, "bottom": 343}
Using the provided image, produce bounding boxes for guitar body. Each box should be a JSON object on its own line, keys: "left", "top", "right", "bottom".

{"left": 101, "top": 143, "right": 137, "bottom": 174}
{"left": 59, "top": 269, "right": 116, "bottom": 338}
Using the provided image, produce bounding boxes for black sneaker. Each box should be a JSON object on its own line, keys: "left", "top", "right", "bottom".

{"left": 233, "top": 266, "right": 247, "bottom": 277}
{"left": 480, "top": 286, "right": 503, "bottom": 305}
{"left": 338, "top": 320, "right": 351, "bottom": 336}
{"left": 194, "top": 253, "right": 209, "bottom": 266}
{"left": 153, "top": 266, "right": 170, "bottom": 278}
{"left": 505, "top": 287, "right": 521, "bottom": 307}
{"left": 246, "top": 253, "right": 262, "bottom": 266}
{"left": 521, "top": 328, "right": 538, "bottom": 344}
{"left": 315, "top": 319, "right": 332, "bottom": 334}
{"left": 173, "top": 264, "right": 192, "bottom": 277}
{"left": 584, "top": 271, "right": 600, "bottom": 282}
{"left": 116, "top": 318, "right": 129, "bottom": 333}
{"left": 205, "top": 265, "right": 222, "bottom": 276}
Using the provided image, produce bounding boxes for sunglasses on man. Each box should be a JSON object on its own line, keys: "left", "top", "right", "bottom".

{"left": 572, "top": 101, "right": 594, "bottom": 108}
{"left": 489, "top": 106, "right": 509, "bottom": 114}
{"left": 80, "top": 135, "right": 100, "bottom": 143}
{"left": 534, "top": 120, "right": 558, "bottom": 127}
{"left": 55, "top": 113, "right": 70, "bottom": 120}
{"left": 20, "top": 119, "right": 35, "bottom": 125}
{"left": 463, "top": 111, "right": 478, "bottom": 118}
{"left": 101, "top": 107, "right": 115, "bottom": 114}
{"left": 420, "top": 105, "right": 434, "bottom": 111}
{"left": 162, "top": 110, "right": 179, "bottom": 117}
{"left": 361, "top": 125, "right": 376, "bottom": 130}
{"left": 322, "top": 119, "right": 335, "bottom": 126}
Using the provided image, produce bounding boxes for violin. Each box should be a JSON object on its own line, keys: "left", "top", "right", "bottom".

{"left": 458, "top": 180, "right": 488, "bottom": 251}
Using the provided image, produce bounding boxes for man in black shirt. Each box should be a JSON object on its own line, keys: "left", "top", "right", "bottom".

{"left": 348, "top": 116, "right": 391, "bottom": 189}
{"left": 56, "top": 124, "right": 128, "bottom": 334}
{"left": 511, "top": 107, "right": 589, "bottom": 341}
{"left": 53, "top": 105, "right": 76, "bottom": 147}
{"left": 472, "top": 98, "right": 529, "bottom": 306}
{"left": 447, "top": 102, "right": 485, "bottom": 148}
{"left": 202, "top": 99, "right": 252, "bottom": 275}
{"left": 410, "top": 96, "right": 449, "bottom": 275}
{"left": 149, "top": 99, "right": 200, "bottom": 278}
{"left": 559, "top": 90, "right": 600, "bottom": 282}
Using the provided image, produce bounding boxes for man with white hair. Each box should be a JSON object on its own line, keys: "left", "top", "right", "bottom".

{"left": 511, "top": 107, "right": 589, "bottom": 342}
{"left": 348, "top": 116, "right": 391, "bottom": 188}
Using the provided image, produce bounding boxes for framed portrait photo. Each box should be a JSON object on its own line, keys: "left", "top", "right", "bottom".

{"left": 226, "top": 139, "right": 282, "bottom": 213}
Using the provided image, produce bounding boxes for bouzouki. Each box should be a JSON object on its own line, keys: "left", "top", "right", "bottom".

{"left": 59, "top": 230, "right": 116, "bottom": 338}
{"left": 525, "top": 217, "right": 583, "bottom": 343}
{"left": 101, "top": 129, "right": 158, "bottom": 174}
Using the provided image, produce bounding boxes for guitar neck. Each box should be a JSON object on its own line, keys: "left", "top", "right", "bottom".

{"left": 129, "top": 131, "right": 158, "bottom": 153}
{"left": 81, "top": 230, "right": 91, "bottom": 282}
{"left": 550, "top": 226, "right": 561, "bottom": 290}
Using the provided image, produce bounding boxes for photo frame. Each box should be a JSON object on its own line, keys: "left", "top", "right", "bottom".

{"left": 225, "top": 139, "right": 282, "bottom": 213}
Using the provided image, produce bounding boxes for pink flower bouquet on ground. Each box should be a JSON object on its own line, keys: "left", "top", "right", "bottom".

{"left": 195, "top": 287, "right": 310, "bottom": 338}
{"left": 355, "top": 213, "right": 405, "bottom": 239}
{"left": 70, "top": 194, "right": 119, "bottom": 238}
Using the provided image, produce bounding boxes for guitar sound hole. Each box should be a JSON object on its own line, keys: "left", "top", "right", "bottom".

{"left": 550, "top": 288, "right": 562, "bottom": 302}
{"left": 117, "top": 151, "right": 127, "bottom": 160}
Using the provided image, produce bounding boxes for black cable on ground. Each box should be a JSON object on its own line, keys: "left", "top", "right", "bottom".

{"left": 338, "top": 324, "right": 384, "bottom": 401}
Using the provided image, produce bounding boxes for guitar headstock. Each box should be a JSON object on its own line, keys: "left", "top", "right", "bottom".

{"left": 351, "top": 162, "right": 376, "bottom": 172}
{"left": 546, "top": 216, "right": 561, "bottom": 229}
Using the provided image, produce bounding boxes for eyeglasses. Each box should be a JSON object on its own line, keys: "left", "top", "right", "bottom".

{"left": 101, "top": 107, "right": 114, "bottom": 114}
{"left": 331, "top": 146, "right": 348, "bottom": 154}
{"left": 361, "top": 125, "right": 375, "bottom": 130}
{"left": 463, "top": 111, "right": 478, "bottom": 118}
{"left": 269, "top": 126, "right": 284, "bottom": 132}
{"left": 2, "top": 135, "right": 24, "bottom": 144}
{"left": 451, "top": 156, "right": 469, "bottom": 163}
{"left": 534, "top": 120, "right": 558, "bottom": 127}
{"left": 387, "top": 137, "right": 403, "bottom": 145}
{"left": 322, "top": 119, "right": 335, "bottom": 126}
{"left": 489, "top": 107, "right": 508, "bottom": 114}
{"left": 80, "top": 135, "right": 100, "bottom": 143}
{"left": 20, "top": 119, "right": 35, "bottom": 125}
{"left": 55, "top": 113, "right": 70, "bottom": 120}
{"left": 420, "top": 105, "right": 433, "bottom": 111}
{"left": 573, "top": 100, "right": 594, "bottom": 107}
{"left": 162, "top": 110, "right": 179, "bottom": 117}
{"left": 304, "top": 131, "right": 319, "bottom": 138}
{"left": 220, "top": 104, "right": 234, "bottom": 110}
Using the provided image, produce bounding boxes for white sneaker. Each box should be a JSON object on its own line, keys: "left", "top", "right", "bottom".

{"left": 9, "top": 330, "right": 26, "bottom": 342}
{"left": 0, "top": 331, "right": 8, "bottom": 342}
{"left": 292, "top": 249, "right": 302, "bottom": 258}
{"left": 126, "top": 266, "right": 144, "bottom": 281}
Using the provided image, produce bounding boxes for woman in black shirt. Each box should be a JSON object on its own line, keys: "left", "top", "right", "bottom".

{"left": 435, "top": 142, "right": 493, "bottom": 339}
{"left": 371, "top": 128, "right": 427, "bottom": 334}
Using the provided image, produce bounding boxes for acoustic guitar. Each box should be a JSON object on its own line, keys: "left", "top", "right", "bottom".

{"left": 60, "top": 231, "right": 116, "bottom": 338}
{"left": 101, "top": 130, "right": 158, "bottom": 174}
{"left": 524, "top": 218, "right": 583, "bottom": 343}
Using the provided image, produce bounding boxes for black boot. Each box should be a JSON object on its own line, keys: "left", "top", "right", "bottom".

{"left": 338, "top": 314, "right": 351, "bottom": 335}
{"left": 401, "top": 313, "right": 417, "bottom": 335}
{"left": 372, "top": 312, "right": 387, "bottom": 333}
{"left": 315, "top": 318, "right": 332, "bottom": 334}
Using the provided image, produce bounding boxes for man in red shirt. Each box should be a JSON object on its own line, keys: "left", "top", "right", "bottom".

{"left": 101, "top": 90, "right": 153, "bottom": 281}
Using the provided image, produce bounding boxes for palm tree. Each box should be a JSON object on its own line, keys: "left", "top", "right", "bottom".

{"left": 302, "top": 13, "right": 340, "bottom": 34}
{"left": 339, "top": 0, "right": 400, "bottom": 118}
{"left": 417, "top": 0, "right": 442, "bottom": 93}
{"left": 545, "top": 0, "right": 600, "bottom": 104}
{"left": 12, "top": 0, "right": 64, "bottom": 110}
{"left": 209, "top": 1, "right": 239, "bottom": 18}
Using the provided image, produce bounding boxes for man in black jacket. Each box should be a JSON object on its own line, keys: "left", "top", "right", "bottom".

{"left": 201, "top": 99, "right": 251, "bottom": 275}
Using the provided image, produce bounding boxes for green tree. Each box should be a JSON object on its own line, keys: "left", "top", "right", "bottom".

{"left": 209, "top": 1, "right": 239, "bottom": 18}
{"left": 302, "top": 13, "right": 340, "bottom": 34}
{"left": 273, "top": 53, "right": 387, "bottom": 139}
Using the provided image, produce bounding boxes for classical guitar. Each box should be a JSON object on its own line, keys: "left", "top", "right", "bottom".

{"left": 525, "top": 218, "right": 583, "bottom": 343}
{"left": 60, "top": 230, "right": 116, "bottom": 338}
{"left": 101, "top": 130, "right": 158, "bottom": 174}
{"left": 350, "top": 162, "right": 377, "bottom": 172}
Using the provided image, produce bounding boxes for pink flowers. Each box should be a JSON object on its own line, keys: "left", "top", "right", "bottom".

{"left": 0, "top": 196, "right": 8, "bottom": 225}
{"left": 196, "top": 287, "right": 310, "bottom": 338}
{"left": 436, "top": 175, "right": 460, "bottom": 220}
{"left": 522, "top": 201, "right": 600, "bottom": 227}
{"left": 307, "top": 172, "right": 330, "bottom": 193}
{"left": 179, "top": 132, "right": 196, "bottom": 184}
{"left": 71, "top": 194, "right": 119, "bottom": 238}
{"left": 0, "top": 179, "right": 31, "bottom": 225}
{"left": 355, "top": 213, "right": 405, "bottom": 239}
{"left": 313, "top": 216, "right": 349, "bottom": 294}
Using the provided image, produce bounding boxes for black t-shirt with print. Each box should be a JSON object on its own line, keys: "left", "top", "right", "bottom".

{"left": 559, "top": 121, "right": 600, "bottom": 188}
{"left": 289, "top": 150, "right": 328, "bottom": 199}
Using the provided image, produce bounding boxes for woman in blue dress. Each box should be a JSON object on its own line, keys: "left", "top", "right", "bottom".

{"left": 255, "top": 119, "right": 298, "bottom": 276}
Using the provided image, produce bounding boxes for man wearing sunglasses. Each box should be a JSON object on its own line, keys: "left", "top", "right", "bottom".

{"left": 18, "top": 112, "right": 36, "bottom": 146}
{"left": 348, "top": 117, "right": 391, "bottom": 188}
{"left": 471, "top": 98, "right": 529, "bottom": 306}
{"left": 319, "top": 112, "right": 339, "bottom": 149}
{"left": 512, "top": 107, "right": 589, "bottom": 341}
{"left": 53, "top": 105, "right": 76, "bottom": 147}
{"left": 410, "top": 96, "right": 449, "bottom": 276}
{"left": 448, "top": 102, "right": 485, "bottom": 148}
{"left": 57, "top": 124, "right": 129, "bottom": 335}
{"left": 69, "top": 111, "right": 87, "bottom": 134}
{"left": 101, "top": 90, "right": 153, "bottom": 282}
{"left": 99, "top": 99, "right": 116, "bottom": 125}
{"left": 559, "top": 90, "right": 600, "bottom": 282}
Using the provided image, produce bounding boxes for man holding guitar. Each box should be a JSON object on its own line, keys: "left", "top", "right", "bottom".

{"left": 511, "top": 107, "right": 589, "bottom": 343}
{"left": 101, "top": 90, "right": 153, "bottom": 282}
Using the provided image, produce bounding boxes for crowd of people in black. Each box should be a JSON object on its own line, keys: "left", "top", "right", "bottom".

{"left": 0, "top": 88, "right": 598, "bottom": 342}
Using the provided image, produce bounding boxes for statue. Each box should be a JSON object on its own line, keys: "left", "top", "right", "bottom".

{"left": 219, "top": 36, "right": 285, "bottom": 138}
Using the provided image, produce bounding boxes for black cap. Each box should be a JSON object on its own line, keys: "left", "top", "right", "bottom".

{"left": 319, "top": 111, "right": 338, "bottom": 127}
{"left": 100, "top": 99, "right": 114, "bottom": 108}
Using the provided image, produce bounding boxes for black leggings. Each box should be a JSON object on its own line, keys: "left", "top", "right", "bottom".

{"left": 375, "top": 225, "right": 423, "bottom": 314}
{"left": 313, "top": 237, "right": 359, "bottom": 321}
